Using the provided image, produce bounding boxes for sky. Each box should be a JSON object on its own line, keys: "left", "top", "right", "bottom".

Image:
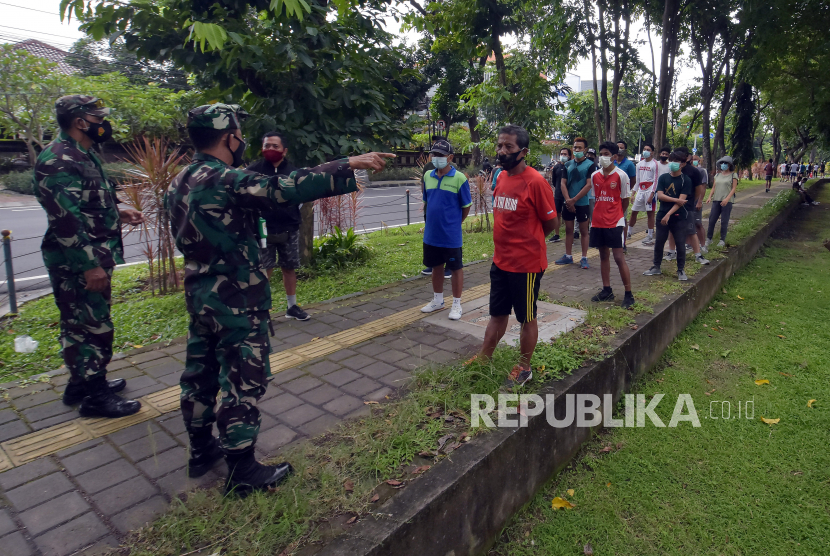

{"left": 2, "top": 0, "right": 697, "bottom": 94}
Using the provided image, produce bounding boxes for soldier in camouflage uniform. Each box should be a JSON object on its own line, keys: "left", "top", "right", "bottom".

{"left": 167, "top": 103, "right": 393, "bottom": 494}
{"left": 34, "top": 95, "right": 145, "bottom": 418}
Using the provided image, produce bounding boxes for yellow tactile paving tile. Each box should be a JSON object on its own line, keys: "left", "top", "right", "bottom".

{"left": 2, "top": 421, "right": 93, "bottom": 466}
{"left": 144, "top": 387, "right": 182, "bottom": 414}
{"left": 0, "top": 447, "right": 14, "bottom": 473}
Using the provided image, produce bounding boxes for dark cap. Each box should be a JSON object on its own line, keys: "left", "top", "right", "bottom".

{"left": 429, "top": 139, "right": 454, "bottom": 156}
{"left": 55, "top": 95, "right": 111, "bottom": 118}
{"left": 587, "top": 148, "right": 597, "bottom": 155}
{"left": 187, "top": 103, "right": 249, "bottom": 130}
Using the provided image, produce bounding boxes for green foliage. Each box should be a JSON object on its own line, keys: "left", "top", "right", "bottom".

{"left": 0, "top": 170, "right": 34, "bottom": 195}
{"left": 0, "top": 45, "right": 64, "bottom": 162}
{"left": 311, "top": 226, "right": 371, "bottom": 269}
{"left": 63, "top": 0, "right": 424, "bottom": 165}
{"left": 66, "top": 37, "right": 189, "bottom": 89}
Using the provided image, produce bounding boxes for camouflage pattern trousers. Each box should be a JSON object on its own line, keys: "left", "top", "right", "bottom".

{"left": 49, "top": 267, "right": 114, "bottom": 383}
{"left": 180, "top": 310, "right": 271, "bottom": 453}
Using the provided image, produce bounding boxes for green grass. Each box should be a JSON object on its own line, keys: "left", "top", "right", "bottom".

{"left": 0, "top": 223, "right": 494, "bottom": 382}
{"left": 488, "top": 185, "right": 830, "bottom": 556}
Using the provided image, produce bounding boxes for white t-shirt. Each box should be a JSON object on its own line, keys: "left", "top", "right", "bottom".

{"left": 655, "top": 161, "right": 672, "bottom": 183}
{"left": 780, "top": 163, "right": 787, "bottom": 174}
{"left": 635, "top": 159, "right": 659, "bottom": 194}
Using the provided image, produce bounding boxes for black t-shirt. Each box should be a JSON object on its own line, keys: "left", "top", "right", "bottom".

{"left": 247, "top": 158, "right": 301, "bottom": 232}
{"left": 551, "top": 162, "right": 568, "bottom": 199}
{"left": 656, "top": 172, "right": 693, "bottom": 219}
{"left": 681, "top": 164, "right": 702, "bottom": 209}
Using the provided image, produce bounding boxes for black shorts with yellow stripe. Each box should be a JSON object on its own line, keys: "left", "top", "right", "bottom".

{"left": 488, "top": 263, "right": 545, "bottom": 324}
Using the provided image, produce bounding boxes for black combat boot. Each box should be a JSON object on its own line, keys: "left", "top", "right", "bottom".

{"left": 78, "top": 377, "right": 141, "bottom": 418}
{"left": 187, "top": 428, "right": 224, "bottom": 478}
{"left": 62, "top": 378, "right": 127, "bottom": 406}
{"left": 224, "top": 447, "right": 293, "bottom": 497}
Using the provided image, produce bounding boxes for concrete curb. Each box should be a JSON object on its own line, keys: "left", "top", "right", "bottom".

{"left": 317, "top": 181, "right": 824, "bottom": 556}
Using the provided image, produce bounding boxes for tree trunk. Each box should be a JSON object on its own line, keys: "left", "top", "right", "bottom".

{"left": 714, "top": 60, "right": 733, "bottom": 158}
{"left": 646, "top": 15, "right": 658, "bottom": 141}
{"left": 598, "top": 0, "right": 611, "bottom": 141}
{"left": 298, "top": 203, "right": 314, "bottom": 266}
{"left": 772, "top": 127, "right": 781, "bottom": 174}
{"left": 610, "top": 0, "right": 631, "bottom": 143}
{"left": 654, "top": 0, "right": 679, "bottom": 149}
{"left": 583, "top": 0, "right": 603, "bottom": 142}
{"left": 468, "top": 114, "right": 482, "bottom": 165}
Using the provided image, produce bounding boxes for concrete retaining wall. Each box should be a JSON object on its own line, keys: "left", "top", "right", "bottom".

{"left": 318, "top": 181, "right": 825, "bottom": 556}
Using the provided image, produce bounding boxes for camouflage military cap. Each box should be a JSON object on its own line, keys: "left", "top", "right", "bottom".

{"left": 55, "top": 95, "right": 112, "bottom": 117}
{"left": 187, "top": 104, "right": 249, "bottom": 130}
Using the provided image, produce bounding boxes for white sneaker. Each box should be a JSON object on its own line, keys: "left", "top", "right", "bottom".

{"left": 643, "top": 237, "right": 655, "bottom": 245}
{"left": 717, "top": 240, "right": 725, "bottom": 247}
{"left": 704, "top": 239, "right": 712, "bottom": 247}
{"left": 421, "top": 299, "right": 445, "bottom": 313}
{"left": 448, "top": 303, "right": 462, "bottom": 320}
{"left": 627, "top": 230, "right": 632, "bottom": 239}
{"left": 700, "top": 245, "right": 708, "bottom": 254}
{"left": 812, "top": 201, "right": 820, "bottom": 205}
{"left": 696, "top": 254, "right": 710, "bottom": 265}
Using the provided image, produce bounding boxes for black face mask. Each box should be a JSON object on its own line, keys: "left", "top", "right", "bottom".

{"left": 660, "top": 155, "right": 668, "bottom": 162}
{"left": 229, "top": 135, "right": 247, "bottom": 167}
{"left": 82, "top": 119, "right": 113, "bottom": 144}
{"left": 498, "top": 149, "right": 525, "bottom": 171}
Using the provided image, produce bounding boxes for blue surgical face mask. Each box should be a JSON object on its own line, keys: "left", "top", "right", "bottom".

{"left": 559, "top": 155, "right": 569, "bottom": 163}
{"left": 433, "top": 157, "right": 448, "bottom": 170}
{"left": 574, "top": 150, "right": 585, "bottom": 159}
{"left": 669, "top": 162, "right": 681, "bottom": 172}
{"left": 693, "top": 160, "right": 700, "bottom": 167}
{"left": 720, "top": 163, "right": 729, "bottom": 171}
{"left": 642, "top": 150, "right": 652, "bottom": 158}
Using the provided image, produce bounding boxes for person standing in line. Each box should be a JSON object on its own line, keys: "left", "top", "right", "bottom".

{"left": 692, "top": 154, "right": 709, "bottom": 253}
{"left": 35, "top": 95, "right": 144, "bottom": 418}
{"left": 467, "top": 125, "right": 557, "bottom": 390}
{"left": 613, "top": 141, "right": 637, "bottom": 251}
{"left": 419, "top": 140, "right": 472, "bottom": 320}
{"left": 656, "top": 146, "right": 673, "bottom": 181}
{"left": 588, "top": 141, "right": 635, "bottom": 309}
{"left": 548, "top": 147, "right": 571, "bottom": 243}
{"left": 583, "top": 147, "right": 598, "bottom": 235}
{"left": 705, "top": 156, "right": 739, "bottom": 248}
{"left": 166, "top": 103, "right": 393, "bottom": 494}
{"left": 643, "top": 150, "right": 693, "bottom": 281}
{"left": 628, "top": 143, "right": 659, "bottom": 245}
{"left": 664, "top": 148, "right": 709, "bottom": 266}
{"left": 246, "top": 132, "right": 308, "bottom": 321}
{"left": 421, "top": 154, "right": 459, "bottom": 278}
{"left": 556, "top": 137, "right": 593, "bottom": 268}
{"left": 763, "top": 158, "right": 774, "bottom": 192}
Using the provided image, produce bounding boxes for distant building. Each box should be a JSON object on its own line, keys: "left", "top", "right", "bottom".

{"left": 580, "top": 79, "right": 598, "bottom": 93}
{"left": 12, "top": 39, "right": 76, "bottom": 75}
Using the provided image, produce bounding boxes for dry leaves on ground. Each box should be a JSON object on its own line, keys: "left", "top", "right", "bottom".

{"left": 551, "top": 497, "right": 574, "bottom": 510}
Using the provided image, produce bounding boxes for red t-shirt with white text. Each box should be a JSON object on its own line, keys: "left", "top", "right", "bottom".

{"left": 590, "top": 167, "right": 631, "bottom": 229}
{"left": 493, "top": 166, "right": 557, "bottom": 273}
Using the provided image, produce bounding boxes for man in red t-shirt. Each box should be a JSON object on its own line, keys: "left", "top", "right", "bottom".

{"left": 467, "top": 125, "right": 557, "bottom": 390}
{"left": 589, "top": 141, "right": 635, "bottom": 309}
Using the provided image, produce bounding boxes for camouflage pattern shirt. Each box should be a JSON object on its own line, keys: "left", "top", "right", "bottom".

{"left": 34, "top": 131, "right": 124, "bottom": 273}
{"left": 165, "top": 153, "right": 357, "bottom": 316}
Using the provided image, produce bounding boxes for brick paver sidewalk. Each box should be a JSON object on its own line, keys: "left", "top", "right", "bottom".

{"left": 0, "top": 181, "right": 785, "bottom": 556}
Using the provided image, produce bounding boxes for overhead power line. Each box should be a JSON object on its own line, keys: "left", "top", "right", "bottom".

{"left": 0, "top": 2, "right": 60, "bottom": 15}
